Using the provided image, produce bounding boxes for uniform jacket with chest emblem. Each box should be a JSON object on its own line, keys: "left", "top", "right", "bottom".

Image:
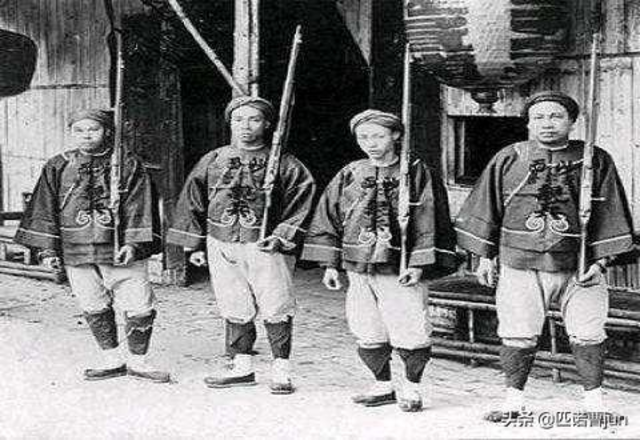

{"left": 301, "top": 157, "right": 458, "bottom": 276}
{"left": 166, "top": 145, "right": 316, "bottom": 252}
{"left": 15, "top": 148, "right": 161, "bottom": 266}
{"left": 455, "top": 140, "right": 636, "bottom": 271}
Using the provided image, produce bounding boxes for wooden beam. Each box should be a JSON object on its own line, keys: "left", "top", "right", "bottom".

{"left": 233, "top": 0, "right": 260, "bottom": 97}
{"left": 250, "top": 0, "right": 259, "bottom": 96}
{"left": 167, "top": 0, "right": 246, "bottom": 96}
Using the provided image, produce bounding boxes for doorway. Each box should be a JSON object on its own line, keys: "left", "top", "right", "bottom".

{"left": 179, "top": 0, "right": 371, "bottom": 190}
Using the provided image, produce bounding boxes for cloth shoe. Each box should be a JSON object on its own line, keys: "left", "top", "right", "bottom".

{"left": 398, "top": 380, "right": 423, "bottom": 412}
{"left": 84, "top": 346, "right": 127, "bottom": 381}
{"left": 269, "top": 358, "right": 294, "bottom": 395}
{"left": 582, "top": 387, "right": 605, "bottom": 413}
{"left": 127, "top": 354, "right": 171, "bottom": 383}
{"left": 352, "top": 381, "right": 396, "bottom": 407}
{"left": 484, "top": 387, "right": 525, "bottom": 423}
{"left": 204, "top": 354, "right": 257, "bottom": 388}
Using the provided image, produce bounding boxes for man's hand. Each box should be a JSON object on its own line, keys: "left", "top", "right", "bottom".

{"left": 115, "top": 245, "right": 136, "bottom": 265}
{"left": 256, "top": 236, "right": 282, "bottom": 253}
{"left": 398, "top": 268, "right": 423, "bottom": 286}
{"left": 189, "top": 250, "right": 207, "bottom": 267}
{"left": 575, "top": 261, "right": 606, "bottom": 287}
{"left": 42, "top": 256, "right": 62, "bottom": 271}
{"left": 476, "top": 257, "right": 498, "bottom": 287}
{"left": 323, "top": 268, "right": 342, "bottom": 290}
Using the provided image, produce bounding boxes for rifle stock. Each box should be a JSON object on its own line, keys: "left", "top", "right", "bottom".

{"left": 398, "top": 43, "right": 412, "bottom": 273}
{"left": 260, "top": 25, "right": 302, "bottom": 240}
{"left": 578, "top": 27, "right": 601, "bottom": 276}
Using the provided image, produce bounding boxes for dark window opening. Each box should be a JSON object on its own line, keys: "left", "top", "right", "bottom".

{"left": 453, "top": 116, "right": 528, "bottom": 185}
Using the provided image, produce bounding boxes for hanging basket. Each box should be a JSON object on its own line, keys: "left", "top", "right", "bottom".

{"left": 0, "top": 29, "right": 37, "bottom": 97}
{"left": 405, "top": 0, "right": 570, "bottom": 109}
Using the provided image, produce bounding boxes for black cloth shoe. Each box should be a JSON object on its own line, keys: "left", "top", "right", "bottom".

{"left": 84, "top": 364, "right": 127, "bottom": 381}
{"left": 352, "top": 390, "right": 397, "bottom": 407}
{"left": 127, "top": 367, "right": 171, "bottom": 383}
{"left": 204, "top": 372, "right": 257, "bottom": 388}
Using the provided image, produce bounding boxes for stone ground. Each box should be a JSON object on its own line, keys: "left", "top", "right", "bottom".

{"left": 1, "top": 268, "right": 640, "bottom": 439}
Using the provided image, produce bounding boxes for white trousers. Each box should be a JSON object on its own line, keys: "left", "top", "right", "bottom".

{"left": 345, "top": 271, "right": 432, "bottom": 350}
{"left": 66, "top": 259, "right": 154, "bottom": 316}
{"left": 206, "top": 237, "right": 296, "bottom": 323}
{"left": 496, "top": 265, "right": 609, "bottom": 344}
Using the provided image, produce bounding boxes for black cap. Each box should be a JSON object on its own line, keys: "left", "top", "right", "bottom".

{"left": 521, "top": 91, "right": 580, "bottom": 122}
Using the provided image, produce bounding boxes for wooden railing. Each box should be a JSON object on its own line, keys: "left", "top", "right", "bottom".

{"left": 0, "top": 194, "right": 65, "bottom": 283}
{"left": 427, "top": 252, "right": 640, "bottom": 385}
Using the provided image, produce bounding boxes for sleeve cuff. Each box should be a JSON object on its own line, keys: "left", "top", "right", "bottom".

{"left": 166, "top": 228, "right": 206, "bottom": 249}
{"left": 301, "top": 243, "right": 341, "bottom": 267}
{"left": 272, "top": 223, "right": 306, "bottom": 248}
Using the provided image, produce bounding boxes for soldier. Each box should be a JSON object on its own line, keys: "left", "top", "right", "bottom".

{"left": 167, "top": 96, "right": 316, "bottom": 394}
{"left": 15, "top": 109, "right": 169, "bottom": 383}
{"left": 455, "top": 91, "right": 636, "bottom": 420}
{"left": 302, "top": 110, "right": 458, "bottom": 412}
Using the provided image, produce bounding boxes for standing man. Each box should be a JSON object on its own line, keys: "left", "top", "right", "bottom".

{"left": 455, "top": 91, "right": 636, "bottom": 420}
{"left": 167, "top": 96, "right": 315, "bottom": 394}
{"left": 15, "top": 109, "right": 169, "bottom": 383}
{"left": 302, "top": 110, "right": 458, "bottom": 412}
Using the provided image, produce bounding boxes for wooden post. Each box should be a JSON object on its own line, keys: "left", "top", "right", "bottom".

{"left": 234, "top": 0, "right": 260, "bottom": 96}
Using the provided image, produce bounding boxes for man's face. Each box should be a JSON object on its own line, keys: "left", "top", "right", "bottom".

{"left": 230, "top": 105, "right": 269, "bottom": 146}
{"left": 70, "top": 118, "right": 107, "bottom": 152}
{"left": 354, "top": 123, "right": 400, "bottom": 162}
{"left": 527, "top": 101, "right": 574, "bottom": 146}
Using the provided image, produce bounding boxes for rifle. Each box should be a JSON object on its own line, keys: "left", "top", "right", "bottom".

{"left": 110, "top": 26, "right": 125, "bottom": 260}
{"left": 578, "top": 5, "right": 602, "bottom": 277}
{"left": 167, "top": 0, "right": 248, "bottom": 96}
{"left": 259, "top": 25, "right": 303, "bottom": 241}
{"left": 398, "top": 43, "right": 412, "bottom": 273}
{"left": 104, "top": 0, "right": 125, "bottom": 260}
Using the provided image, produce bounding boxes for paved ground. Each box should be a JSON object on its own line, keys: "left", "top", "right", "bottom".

{"left": 1, "top": 268, "right": 640, "bottom": 439}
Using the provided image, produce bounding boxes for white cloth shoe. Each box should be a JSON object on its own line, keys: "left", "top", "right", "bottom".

{"left": 83, "top": 346, "right": 126, "bottom": 381}
{"left": 269, "top": 358, "right": 294, "bottom": 394}
{"left": 502, "top": 387, "right": 526, "bottom": 412}
{"left": 351, "top": 381, "right": 396, "bottom": 406}
{"left": 204, "top": 354, "right": 256, "bottom": 388}
{"left": 398, "top": 380, "right": 423, "bottom": 412}
{"left": 582, "top": 387, "right": 605, "bottom": 412}
{"left": 127, "top": 354, "right": 171, "bottom": 383}
{"left": 100, "top": 346, "right": 125, "bottom": 369}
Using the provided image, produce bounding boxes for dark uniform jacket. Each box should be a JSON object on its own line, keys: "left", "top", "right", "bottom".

{"left": 455, "top": 140, "right": 636, "bottom": 271}
{"left": 15, "top": 148, "right": 161, "bottom": 266}
{"left": 301, "top": 157, "right": 458, "bottom": 277}
{"left": 167, "top": 145, "right": 316, "bottom": 253}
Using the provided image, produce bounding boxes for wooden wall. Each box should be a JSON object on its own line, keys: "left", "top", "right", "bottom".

{"left": 439, "top": 0, "right": 640, "bottom": 290}
{"left": 336, "top": 0, "right": 372, "bottom": 65}
{"left": 0, "top": 0, "right": 143, "bottom": 212}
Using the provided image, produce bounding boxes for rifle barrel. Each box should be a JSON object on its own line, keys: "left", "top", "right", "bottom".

{"left": 110, "top": 28, "right": 125, "bottom": 256}
{"left": 259, "top": 26, "right": 302, "bottom": 240}
{"left": 578, "top": 30, "right": 601, "bottom": 276}
{"left": 398, "top": 43, "right": 412, "bottom": 273}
